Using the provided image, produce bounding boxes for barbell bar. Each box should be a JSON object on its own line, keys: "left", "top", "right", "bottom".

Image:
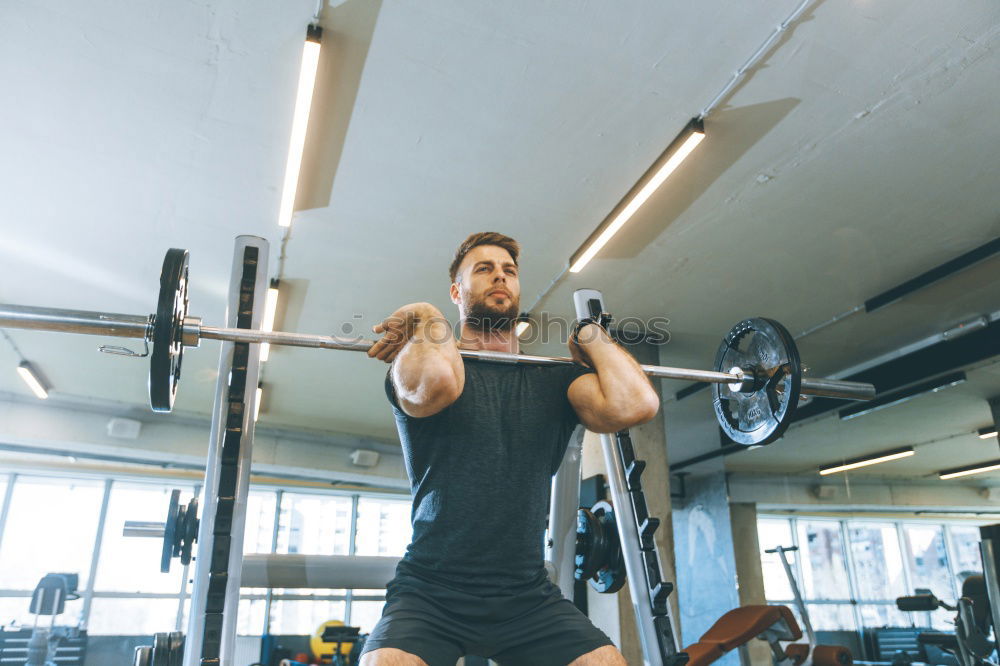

{"left": 0, "top": 301, "right": 873, "bottom": 398}
{"left": 0, "top": 248, "right": 875, "bottom": 445}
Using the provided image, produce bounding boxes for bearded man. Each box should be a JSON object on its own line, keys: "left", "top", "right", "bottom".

{"left": 360, "top": 232, "right": 659, "bottom": 666}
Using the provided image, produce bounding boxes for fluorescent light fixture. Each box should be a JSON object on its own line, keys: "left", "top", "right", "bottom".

{"left": 978, "top": 426, "right": 998, "bottom": 440}
{"left": 260, "top": 279, "right": 280, "bottom": 362}
{"left": 818, "top": 447, "right": 915, "bottom": 476}
{"left": 254, "top": 384, "right": 264, "bottom": 422}
{"left": 569, "top": 117, "right": 705, "bottom": 273}
{"left": 839, "top": 371, "right": 966, "bottom": 420}
{"left": 277, "top": 25, "right": 322, "bottom": 228}
{"left": 939, "top": 459, "right": 1000, "bottom": 480}
{"left": 16, "top": 361, "right": 49, "bottom": 399}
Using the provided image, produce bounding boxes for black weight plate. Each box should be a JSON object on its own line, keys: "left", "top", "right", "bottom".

{"left": 574, "top": 508, "right": 602, "bottom": 581}
{"left": 161, "top": 490, "right": 180, "bottom": 574}
{"left": 151, "top": 632, "right": 171, "bottom": 666}
{"left": 712, "top": 318, "right": 801, "bottom": 446}
{"left": 133, "top": 646, "right": 152, "bottom": 666}
{"left": 168, "top": 631, "right": 185, "bottom": 666}
{"left": 587, "top": 501, "right": 627, "bottom": 594}
{"left": 149, "top": 248, "right": 189, "bottom": 413}
{"left": 180, "top": 497, "right": 199, "bottom": 566}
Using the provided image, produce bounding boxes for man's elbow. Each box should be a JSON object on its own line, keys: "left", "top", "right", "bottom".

{"left": 400, "top": 367, "right": 462, "bottom": 417}
{"left": 612, "top": 389, "right": 660, "bottom": 430}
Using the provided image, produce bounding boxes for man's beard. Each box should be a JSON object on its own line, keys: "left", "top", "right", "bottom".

{"left": 464, "top": 297, "right": 519, "bottom": 332}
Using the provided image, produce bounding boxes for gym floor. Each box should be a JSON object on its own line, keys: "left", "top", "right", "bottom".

{"left": 0, "top": 1, "right": 998, "bottom": 665}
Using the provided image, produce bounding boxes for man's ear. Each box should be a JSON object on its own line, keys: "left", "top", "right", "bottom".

{"left": 449, "top": 281, "right": 460, "bottom": 305}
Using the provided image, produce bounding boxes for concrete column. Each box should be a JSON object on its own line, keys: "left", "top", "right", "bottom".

{"left": 672, "top": 466, "right": 741, "bottom": 664}
{"left": 730, "top": 502, "right": 769, "bottom": 665}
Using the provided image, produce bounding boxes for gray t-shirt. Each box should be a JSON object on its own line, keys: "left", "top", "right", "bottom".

{"left": 386, "top": 358, "right": 590, "bottom": 595}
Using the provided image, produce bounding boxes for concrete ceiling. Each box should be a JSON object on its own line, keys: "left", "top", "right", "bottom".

{"left": 0, "top": 0, "right": 998, "bottom": 481}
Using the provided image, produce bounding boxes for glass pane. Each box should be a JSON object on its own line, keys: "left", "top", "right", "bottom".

{"left": 276, "top": 493, "right": 351, "bottom": 555}
{"left": 350, "top": 600, "right": 387, "bottom": 633}
{"left": 805, "top": 603, "right": 856, "bottom": 631}
{"left": 94, "top": 483, "right": 191, "bottom": 593}
{"left": 903, "top": 525, "right": 953, "bottom": 599}
{"left": 237, "top": 598, "right": 267, "bottom": 636}
{"left": 798, "top": 521, "right": 851, "bottom": 600}
{"left": 0, "top": 477, "right": 104, "bottom": 590}
{"left": 0, "top": 594, "right": 84, "bottom": 629}
{"left": 848, "top": 523, "right": 907, "bottom": 600}
{"left": 757, "top": 518, "right": 795, "bottom": 600}
{"left": 269, "top": 600, "right": 346, "bottom": 635}
{"left": 355, "top": 497, "right": 412, "bottom": 557}
{"left": 949, "top": 526, "right": 983, "bottom": 579}
{"left": 243, "top": 490, "right": 278, "bottom": 554}
{"left": 857, "top": 603, "right": 909, "bottom": 629}
{"left": 87, "top": 598, "right": 180, "bottom": 635}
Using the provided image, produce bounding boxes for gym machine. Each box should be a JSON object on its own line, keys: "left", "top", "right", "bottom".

{"left": 0, "top": 237, "right": 879, "bottom": 665}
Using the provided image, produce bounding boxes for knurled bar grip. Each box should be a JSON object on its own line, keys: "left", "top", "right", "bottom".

{"left": 0, "top": 303, "right": 876, "bottom": 402}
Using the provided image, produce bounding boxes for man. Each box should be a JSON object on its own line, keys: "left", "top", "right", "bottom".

{"left": 360, "top": 232, "right": 660, "bottom": 666}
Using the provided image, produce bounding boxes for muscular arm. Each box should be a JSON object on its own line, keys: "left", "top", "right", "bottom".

{"left": 567, "top": 325, "right": 660, "bottom": 433}
{"left": 369, "top": 303, "right": 464, "bottom": 418}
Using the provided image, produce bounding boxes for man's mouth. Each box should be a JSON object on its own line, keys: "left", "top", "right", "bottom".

{"left": 488, "top": 290, "right": 510, "bottom": 298}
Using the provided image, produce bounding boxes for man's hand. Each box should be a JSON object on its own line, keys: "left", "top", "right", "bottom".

{"left": 566, "top": 321, "right": 660, "bottom": 433}
{"left": 368, "top": 302, "right": 446, "bottom": 363}
{"left": 567, "top": 321, "right": 608, "bottom": 369}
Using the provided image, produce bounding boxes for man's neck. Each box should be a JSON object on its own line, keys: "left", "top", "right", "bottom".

{"left": 457, "top": 322, "right": 519, "bottom": 354}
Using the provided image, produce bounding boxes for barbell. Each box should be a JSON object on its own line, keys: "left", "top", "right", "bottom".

{"left": 0, "top": 248, "right": 875, "bottom": 445}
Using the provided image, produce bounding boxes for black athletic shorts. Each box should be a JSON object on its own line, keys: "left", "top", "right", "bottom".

{"left": 360, "top": 572, "right": 615, "bottom": 665}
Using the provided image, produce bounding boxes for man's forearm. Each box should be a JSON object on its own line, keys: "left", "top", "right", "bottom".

{"left": 393, "top": 314, "right": 463, "bottom": 404}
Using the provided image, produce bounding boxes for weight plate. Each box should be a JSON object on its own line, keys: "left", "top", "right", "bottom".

{"left": 712, "top": 318, "right": 801, "bottom": 446}
{"left": 574, "top": 508, "right": 602, "bottom": 581}
{"left": 168, "top": 631, "right": 185, "bottom": 666}
{"left": 583, "top": 501, "right": 627, "bottom": 594}
{"left": 149, "top": 248, "right": 189, "bottom": 413}
{"left": 151, "top": 632, "right": 171, "bottom": 666}
{"left": 179, "top": 497, "right": 199, "bottom": 566}
{"left": 161, "top": 489, "right": 180, "bottom": 574}
{"left": 133, "top": 646, "right": 152, "bottom": 666}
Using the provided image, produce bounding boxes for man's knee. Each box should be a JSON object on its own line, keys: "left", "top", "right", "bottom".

{"left": 359, "top": 647, "right": 429, "bottom": 666}
{"left": 569, "top": 644, "right": 627, "bottom": 666}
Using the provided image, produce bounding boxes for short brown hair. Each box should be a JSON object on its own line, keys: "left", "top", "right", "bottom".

{"left": 449, "top": 232, "right": 520, "bottom": 283}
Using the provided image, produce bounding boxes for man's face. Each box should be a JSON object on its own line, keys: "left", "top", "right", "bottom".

{"left": 450, "top": 244, "right": 520, "bottom": 331}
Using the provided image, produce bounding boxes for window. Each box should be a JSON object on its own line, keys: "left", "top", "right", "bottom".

{"left": 0, "top": 470, "right": 409, "bottom": 636}
{"left": 797, "top": 521, "right": 850, "bottom": 601}
{"left": 94, "top": 482, "right": 191, "bottom": 594}
{"left": 848, "top": 523, "right": 907, "bottom": 601}
{"left": 355, "top": 497, "right": 411, "bottom": 556}
{"left": 757, "top": 518, "right": 795, "bottom": 600}
{"left": 0, "top": 476, "right": 104, "bottom": 591}
{"left": 902, "top": 525, "right": 953, "bottom": 599}
{"left": 277, "top": 493, "right": 352, "bottom": 555}
{"left": 760, "top": 515, "right": 986, "bottom": 635}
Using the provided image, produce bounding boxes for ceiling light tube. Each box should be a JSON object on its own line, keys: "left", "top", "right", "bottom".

{"left": 277, "top": 25, "right": 322, "bottom": 228}
{"left": 16, "top": 361, "right": 49, "bottom": 399}
{"left": 978, "top": 426, "right": 998, "bottom": 440}
{"left": 939, "top": 459, "right": 1000, "bottom": 480}
{"left": 569, "top": 117, "right": 705, "bottom": 273}
{"left": 260, "top": 279, "right": 280, "bottom": 362}
{"left": 818, "top": 446, "right": 915, "bottom": 476}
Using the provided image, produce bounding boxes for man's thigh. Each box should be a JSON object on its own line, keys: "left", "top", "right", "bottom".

{"left": 569, "top": 645, "right": 627, "bottom": 666}
{"left": 360, "top": 647, "right": 429, "bottom": 666}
